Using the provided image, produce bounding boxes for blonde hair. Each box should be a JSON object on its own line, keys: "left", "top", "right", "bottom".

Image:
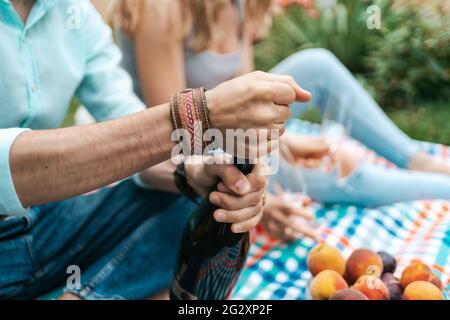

{"left": 109, "top": 0, "right": 275, "bottom": 51}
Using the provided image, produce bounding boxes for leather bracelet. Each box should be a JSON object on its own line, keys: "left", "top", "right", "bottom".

{"left": 171, "top": 93, "right": 184, "bottom": 132}
{"left": 192, "top": 88, "right": 206, "bottom": 151}
{"left": 170, "top": 88, "right": 213, "bottom": 155}
{"left": 180, "top": 90, "right": 197, "bottom": 149}
{"left": 170, "top": 93, "right": 181, "bottom": 141}
{"left": 196, "top": 87, "right": 217, "bottom": 151}
{"left": 174, "top": 163, "right": 200, "bottom": 204}
{"left": 197, "top": 87, "right": 213, "bottom": 132}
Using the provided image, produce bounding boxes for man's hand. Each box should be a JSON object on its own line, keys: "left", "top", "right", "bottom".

{"left": 185, "top": 160, "right": 267, "bottom": 234}
{"left": 262, "top": 192, "right": 319, "bottom": 242}
{"left": 206, "top": 71, "right": 312, "bottom": 157}
{"left": 207, "top": 71, "right": 311, "bottom": 131}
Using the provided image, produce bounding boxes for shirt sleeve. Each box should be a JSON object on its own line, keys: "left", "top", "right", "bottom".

{"left": 75, "top": 0, "right": 146, "bottom": 122}
{"left": 0, "top": 128, "right": 31, "bottom": 217}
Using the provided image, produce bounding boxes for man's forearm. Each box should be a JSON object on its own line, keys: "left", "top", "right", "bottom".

{"left": 9, "top": 71, "right": 311, "bottom": 208}
{"left": 10, "top": 104, "right": 175, "bottom": 207}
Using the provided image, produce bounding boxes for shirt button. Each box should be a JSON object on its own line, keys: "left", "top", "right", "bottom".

{"left": 31, "top": 84, "right": 37, "bottom": 92}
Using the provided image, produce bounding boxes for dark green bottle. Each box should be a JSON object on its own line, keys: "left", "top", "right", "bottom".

{"left": 170, "top": 160, "right": 253, "bottom": 300}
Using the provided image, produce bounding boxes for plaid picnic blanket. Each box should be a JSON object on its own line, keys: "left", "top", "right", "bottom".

{"left": 231, "top": 119, "right": 450, "bottom": 300}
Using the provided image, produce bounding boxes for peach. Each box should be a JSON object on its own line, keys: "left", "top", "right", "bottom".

{"left": 403, "top": 281, "right": 444, "bottom": 300}
{"left": 345, "top": 249, "right": 383, "bottom": 284}
{"left": 307, "top": 243, "right": 346, "bottom": 276}
{"left": 429, "top": 272, "right": 443, "bottom": 290}
{"left": 330, "top": 289, "right": 369, "bottom": 300}
{"left": 352, "top": 275, "right": 390, "bottom": 300}
{"left": 309, "top": 270, "right": 348, "bottom": 300}
{"left": 400, "top": 261, "right": 437, "bottom": 288}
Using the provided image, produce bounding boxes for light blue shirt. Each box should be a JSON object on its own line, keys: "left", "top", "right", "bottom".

{"left": 0, "top": 0, "right": 145, "bottom": 216}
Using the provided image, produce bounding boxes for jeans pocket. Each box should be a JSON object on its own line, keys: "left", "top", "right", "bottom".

{"left": 0, "top": 235, "right": 35, "bottom": 299}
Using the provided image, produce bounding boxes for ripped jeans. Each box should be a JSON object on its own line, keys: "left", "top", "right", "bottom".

{"left": 269, "top": 49, "right": 450, "bottom": 205}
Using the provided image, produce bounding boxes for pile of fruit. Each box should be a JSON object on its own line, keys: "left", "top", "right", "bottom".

{"left": 307, "top": 243, "right": 445, "bottom": 300}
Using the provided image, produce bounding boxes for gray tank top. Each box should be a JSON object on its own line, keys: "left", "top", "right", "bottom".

{"left": 115, "top": 0, "right": 245, "bottom": 101}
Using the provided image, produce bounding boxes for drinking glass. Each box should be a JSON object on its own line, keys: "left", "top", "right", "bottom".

{"left": 272, "top": 151, "right": 322, "bottom": 232}
{"left": 319, "top": 103, "right": 354, "bottom": 182}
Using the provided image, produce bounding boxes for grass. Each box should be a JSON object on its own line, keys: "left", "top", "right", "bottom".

{"left": 301, "top": 102, "right": 450, "bottom": 146}
{"left": 385, "top": 102, "right": 450, "bottom": 146}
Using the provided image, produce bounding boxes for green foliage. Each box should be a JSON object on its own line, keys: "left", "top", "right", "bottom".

{"left": 253, "top": 15, "right": 298, "bottom": 72}
{"left": 254, "top": 0, "right": 450, "bottom": 105}
{"left": 255, "top": 0, "right": 388, "bottom": 72}
{"left": 365, "top": 4, "right": 450, "bottom": 104}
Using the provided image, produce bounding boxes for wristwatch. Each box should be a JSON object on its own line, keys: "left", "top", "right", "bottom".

{"left": 174, "top": 163, "right": 200, "bottom": 204}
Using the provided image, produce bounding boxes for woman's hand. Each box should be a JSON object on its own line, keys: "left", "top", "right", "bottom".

{"left": 206, "top": 72, "right": 312, "bottom": 157}
{"left": 262, "top": 192, "right": 319, "bottom": 242}
{"left": 185, "top": 160, "right": 267, "bottom": 233}
{"left": 280, "top": 133, "right": 330, "bottom": 167}
{"left": 281, "top": 133, "right": 360, "bottom": 178}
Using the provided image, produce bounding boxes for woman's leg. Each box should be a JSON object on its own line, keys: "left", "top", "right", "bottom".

{"left": 4, "top": 179, "right": 194, "bottom": 300}
{"left": 337, "top": 163, "right": 450, "bottom": 206}
{"left": 270, "top": 48, "right": 427, "bottom": 169}
{"left": 272, "top": 159, "right": 450, "bottom": 207}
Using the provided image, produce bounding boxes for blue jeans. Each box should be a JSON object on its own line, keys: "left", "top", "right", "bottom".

{"left": 269, "top": 49, "right": 450, "bottom": 206}
{"left": 0, "top": 179, "right": 195, "bottom": 300}
{"left": 271, "top": 48, "right": 420, "bottom": 168}
{"left": 272, "top": 155, "right": 450, "bottom": 207}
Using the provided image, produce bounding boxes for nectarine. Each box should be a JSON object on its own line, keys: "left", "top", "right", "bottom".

{"left": 403, "top": 281, "right": 444, "bottom": 300}
{"left": 400, "top": 261, "right": 437, "bottom": 288}
{"left": 330, "top": 289, "right": 369, "bottom": 300}
{"left": 307, "top": 243, "right": 346, "bottom": 276}
{"left": 309, "top": 270, "right": 348, "bottom": 300}
{"left": 429, "top": 272, "right": 443, "bottom": 290}
{"left": 345, "top": 249, "right": 383, "bottom": 284}
{"left": 352, "top": 275, "right": 390, "bottom": 300}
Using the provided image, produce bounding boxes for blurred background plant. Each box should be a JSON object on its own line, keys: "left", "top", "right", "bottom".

{"left": 253, "top": 0, "right": 450, "bottom": 144}
{"left": 66, "top": 0, "right": 449, "bottom": 144}
{"left": 365, "top": 1, "right": 450, "bottom": 105}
